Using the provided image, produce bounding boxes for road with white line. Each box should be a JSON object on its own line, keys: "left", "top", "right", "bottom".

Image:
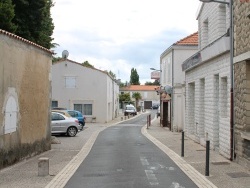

{"left": 65, "top": 113, "right": 198, "bottom": 188}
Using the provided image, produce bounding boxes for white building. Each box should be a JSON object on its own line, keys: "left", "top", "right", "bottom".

{"left": 52, "top": 59, "right": 120, "bottom": 123}
{"left": 120, "top": 85, "right": 160, "bottom": 110}
{"left": 182, "top": 2, "right": 231, "bottom": 158}
{"left": 160, "top": 32, "right": 198, "bottom": 131}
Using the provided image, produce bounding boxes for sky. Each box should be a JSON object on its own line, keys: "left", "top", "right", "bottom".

{"left": 51, "top": 0, "right": 201, "bottom": 84}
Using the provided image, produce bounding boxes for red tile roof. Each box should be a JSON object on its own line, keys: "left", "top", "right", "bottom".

{"left": 120, "top": 85, "right": 158, "bottom": 91}
{"left": 174, "top": 32, "right": 198, "bottom": 46}
{"left": 0, "top": 29, "right": 52, "bottom": 53}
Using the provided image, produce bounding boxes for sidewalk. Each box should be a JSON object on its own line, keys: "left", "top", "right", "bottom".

{"left": 0, "top": 113, "right": 125, "bottom": 188}
{"left": 145, "top": 117, "right": 250, "bottom": 188}
{"left": 0, "top": 113, "right": 249, "bottom": 188}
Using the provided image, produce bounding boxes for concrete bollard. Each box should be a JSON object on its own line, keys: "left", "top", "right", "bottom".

{"left": 38, "top": 157, "right": 49, "bottom": 177}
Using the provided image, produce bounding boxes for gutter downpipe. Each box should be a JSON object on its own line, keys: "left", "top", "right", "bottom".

{"left": 229, "top": 0, "right": 234, "bottom": 161}
{"left": 171, "top": 49, "right": 174, "bottom": 132}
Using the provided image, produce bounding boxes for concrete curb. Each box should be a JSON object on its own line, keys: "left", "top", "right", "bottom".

{"left": 45, "top": 113, "right": 145, "bottom": 187}
{"left": 141, "top": 118, "right": 218, "bottom": 188}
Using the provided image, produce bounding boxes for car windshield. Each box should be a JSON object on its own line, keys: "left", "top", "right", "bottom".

{"left": 126, "top": 107, "right": 134, "bottom": 110}
{"left": 52, "top": 110, "right": 72, "bottom": 118}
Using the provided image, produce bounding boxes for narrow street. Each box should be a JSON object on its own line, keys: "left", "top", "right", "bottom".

{"left": 65, "top": 113, "right": 198, "bottom": 188}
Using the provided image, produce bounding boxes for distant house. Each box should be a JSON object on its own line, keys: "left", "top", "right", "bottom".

{"left": 0, "top": 29, "right": 52, "bottom": 169}
{"left": 160, "top": 32, "right": 198, "bottom": 131}
{"left": 52, "top": 59, "right": 119, "bottom": 123}
{"left": 120, "top": 85, "right": 159, "bottom": 109}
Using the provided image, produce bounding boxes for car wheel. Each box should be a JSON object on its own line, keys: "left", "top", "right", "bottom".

{"left": 67, "top": 127, "right": 77, "bottom": 137}
{"left": 79, "top": 122, "right": 84, "bottom": 130}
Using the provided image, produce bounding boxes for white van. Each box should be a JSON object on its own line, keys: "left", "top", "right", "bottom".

{"left": 124, "top": 104, "right": 137, "bottom": 116}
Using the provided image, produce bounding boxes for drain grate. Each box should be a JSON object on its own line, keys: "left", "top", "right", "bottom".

{"left": 212, "top": 161, "right": 230, "bottom": 165}
{"left": 226, "top": 172, "right": 250, "bottom": 178}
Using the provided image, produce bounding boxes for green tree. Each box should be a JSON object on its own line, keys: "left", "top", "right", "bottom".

{"left": 82, "top": 61, "right": 94, "bottom": 68}
{"left": 12, "top": 0, "right": 54, "bottom": 49}
{"left": 130, "top": 68, "right": 140, "bottom": 85}
{"left": 119, "top": 93, "right": 131, "bottom": 103}
{"left": 119, "top": 82, "right": 125, "bottom": 88}
{"left": 145, "top": 80, "right": 160, "bottom": 85}
{"left": 0, "top": 0, "right": 17, "bottom": 32}
{"left": 132, "top": 92, "right": 142, "bottom": 109}
{"left": 52, "top": 56, "right": 62, "bottom": 63}
{"left": 119, "top": 93, "right": 131, "bottom": 108}
{"left": 108, "top": 70, "right": 116, "bottom": 79}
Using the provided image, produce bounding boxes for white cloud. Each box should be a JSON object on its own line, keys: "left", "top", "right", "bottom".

{"left": 52, "top": 0, "right": 200, "bottom": 84}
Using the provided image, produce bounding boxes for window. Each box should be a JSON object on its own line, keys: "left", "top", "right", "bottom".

{"left": 220, "top": 77, "right": 228, "bottom": 117}
{"left": 68, "top": 111, "right": 77, "bottom": 117}
{"left": 218, "top": 4, "right": 226, "bottom": 36}
{"left": 52, "top": 101, "right": 58, "bottom": 108}
{"left": 74, "top": 104, "right": 93, "bottom": 115}
{"left": 52, "top": 113, "right": 65, "bottom": 121}
{"left": 65, "top": 76, "right": 76, "bottom": 88}
{"left": 167, "top": 60, "right": 171, "bottom": 83}
{"left": 202, "top": 19, "right": 208, "bottom": 47}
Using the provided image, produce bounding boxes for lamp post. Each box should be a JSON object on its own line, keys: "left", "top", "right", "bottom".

{"left": 150, "top": 67, "right": 162, "bottom": 124}
{"left": 199, "top": 0, "right": 234, "bottom": 160}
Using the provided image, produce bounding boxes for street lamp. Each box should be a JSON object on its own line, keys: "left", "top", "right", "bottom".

{"left": 199, "top": 0, "right": 234, "bottom": 160}
{"left": 150, "top": 67, "right": 162, "bottom": 124}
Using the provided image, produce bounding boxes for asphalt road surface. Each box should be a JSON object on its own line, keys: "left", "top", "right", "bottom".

{"left": 65, "top": 113, "right": 198, "bottom": 188}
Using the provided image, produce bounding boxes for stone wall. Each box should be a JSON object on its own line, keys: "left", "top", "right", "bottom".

{"left": 234, "top": 61, "right": 250, "bottom": 168}
{"left": 233, "top": 0, "right": 250, "bottom": 169}
{"left": 234, "top": 1, "right": 250, "bottom": 56}
{"left": 0, "top": 31, "right": 52, "bottom": 169}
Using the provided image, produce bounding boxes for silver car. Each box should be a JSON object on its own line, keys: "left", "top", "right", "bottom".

{"left": 51, "top": 112, "right": 82, "bottom": 137}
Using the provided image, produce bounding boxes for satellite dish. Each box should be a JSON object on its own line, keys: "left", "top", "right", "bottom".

{"left": 62, "top": 50, "right": 69, "bottom": 59}
{"left": 164, "top": 85, "right": 172, "bottom": 94}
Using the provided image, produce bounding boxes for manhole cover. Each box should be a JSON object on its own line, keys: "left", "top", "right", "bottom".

{"left": 212, "top": 161, "right": 230, "bottom": 165}
{"left": 226, "top": 172, "right": 250, "bottom": 178}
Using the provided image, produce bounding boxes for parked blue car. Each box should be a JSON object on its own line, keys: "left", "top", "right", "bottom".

{"left": 52, "top": 109, "right": 86, "bottom": 129}
{"left": 66, "top": 110, "right": 86, "bottom": 128}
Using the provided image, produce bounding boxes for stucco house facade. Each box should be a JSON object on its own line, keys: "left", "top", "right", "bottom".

{"left": 233, "top": 1, "right": 250, "bottom": 168}
{"left": 160, "top": 32, "right": 198, "bottom": 130}
{"left": 0, "top": 29, "right": 52, "bottom": 169}
{"left": 120, "top": 85, "right": 160, "bottom": 110}
{"left": 182, "top": 3, "right": 231, "bottom": 159}
{"left": 52, "top": 59, "right": 119, "bottom": 123}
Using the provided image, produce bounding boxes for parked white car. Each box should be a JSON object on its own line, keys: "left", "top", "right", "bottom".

{"left": 124, "top": 104, "right": 137, "bottom": 116}
{"left": 51, "top": 112, "right": 82, "bottom": 137}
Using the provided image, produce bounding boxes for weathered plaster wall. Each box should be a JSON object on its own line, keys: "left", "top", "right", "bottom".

{"left": 0, "top": 32, "right": 52, "bottom": 169}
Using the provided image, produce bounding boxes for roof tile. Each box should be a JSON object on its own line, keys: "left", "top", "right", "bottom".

{"left": 120, "top": 85, "right": 158, "bottom": 91}
{"left": 174, "top": 32, "right": 198, "bottom": 46}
